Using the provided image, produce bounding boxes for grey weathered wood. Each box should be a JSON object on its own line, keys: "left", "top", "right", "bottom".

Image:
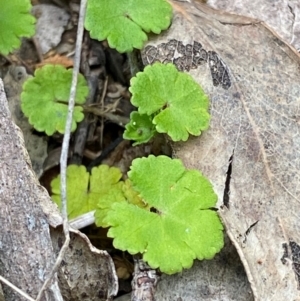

{"left": 0, "top": 79, "right": 62, "bottom": 300}
{"left": 0, "top": 78, "right": 119, "bottom": 301}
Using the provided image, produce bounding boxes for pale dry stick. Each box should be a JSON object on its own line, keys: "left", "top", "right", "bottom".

{"left": 35, "top": 0, "right": 88, "bottom": 300}
{"left": 69, "top": 210, "right": 96, "bottom": 230}
{"left": 0, "top": 276, "right": 35, "bottom": 301}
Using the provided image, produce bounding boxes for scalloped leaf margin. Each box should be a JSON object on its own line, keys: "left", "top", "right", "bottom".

{"left": 85, "top": 0, "right": 172, "bottom": 53}
{"left": 104, "top": 155, "right": 224, "bottom": 274}
{"left": 128, "top": 63, "right": 210, "bottom": 142}
{"left": 0, "top": 0, "right": 36, "bottom": 55}
{"left": 21, "top": 64, "right": 89, "bottom": 135}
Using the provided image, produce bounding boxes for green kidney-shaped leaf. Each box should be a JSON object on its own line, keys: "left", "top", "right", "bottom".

{"left": 130, "top": 63, "right": 210, "bottom": 141}
{"left": 21, "top": 65, "right": 89, "bottom": 135}
{"left": 85, "top": 0, "right": 172, "bottom": 53}
{"left": 0, "top": 0, "right": 35, "bottom": 55}
{"left": 104, "top": 155, "right": 224, "bottom": 274}
{"left": 51, "top": 164, "right": 124, "bottom": 220}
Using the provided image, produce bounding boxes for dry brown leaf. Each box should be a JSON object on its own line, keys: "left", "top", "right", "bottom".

{"left": 36, "top": 54, "right": 73, "bottom": 69}
{"left": 142, "top": 0, "right": 300, "bottom": 299}
{"left": 207, "top": 0, "right": 300, "bottom": 51}
{"left": 51, "top": 227, "right": 118, "bottom": 301}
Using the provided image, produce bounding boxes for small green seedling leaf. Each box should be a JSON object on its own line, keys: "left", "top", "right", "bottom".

{"left": 85, "top": 0, "right": 172, "bottom": 53}
{"left": 51, "top": 164, "right": 123, "bottom": 219}
{"left": 123, "top": 111, "right": 157, "bottom": 145}
{"left": 21, "top": 65, "right": 89, "bottom": 135}
{"left": 104, "top": 155, "right": 224, "bottom": 274}
{"left": 0, "top": 0, "right": 35, "bottom": 55}
{"left": 130, "top": 63, "right": 210, "bottom": 141}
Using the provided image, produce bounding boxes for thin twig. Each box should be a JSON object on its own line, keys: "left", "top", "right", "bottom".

{"left": 35, "top": 1, "right": 88, "bottom": 300}
{"left": 83, "top": 105, "right": 129, "bottom": 126}
{"left": 99, "top": 76, "right": 109, "bottom": 105}
{"left": 99, "top": 76, "right": 108, "bottom": 148}
{"left": 127, "top": 50, "right": 143, "bottom": 77}
{"left": 31, "top": 37, "right": 44, "bottom": 63}
{"left": 0, "top": 276, "right": 35, "bottom": 301}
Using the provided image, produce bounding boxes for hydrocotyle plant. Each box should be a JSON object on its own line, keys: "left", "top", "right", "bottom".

{"left": 21, "top": 64, "right": 89, "bottom": 135}
{"left": 124, "top": 62, "right": 210, "bottom": 143}
{"left": 51, "top": 156, "right": 224, "bottom": 274}
{"left": 0, "top": 0, "right": 36, "bottom": 55}
{"left": 84, "top": 0, "right": 172, "bottom": 53}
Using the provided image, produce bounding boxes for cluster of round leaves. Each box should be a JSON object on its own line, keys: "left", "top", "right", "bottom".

{"left": 0, "top": 0, "right": 35, "bottom": 55}
{"left": 21, "top": 65, "right": 89, "bottom": 135}
{"left": 51, "top": 156, "right": 224, "bottom": 275}
{"left": 2, "top": 0, "right": 223, "bottom": 275}
{"left": 124, "top": 63, "right": 210, "bottom": 143}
